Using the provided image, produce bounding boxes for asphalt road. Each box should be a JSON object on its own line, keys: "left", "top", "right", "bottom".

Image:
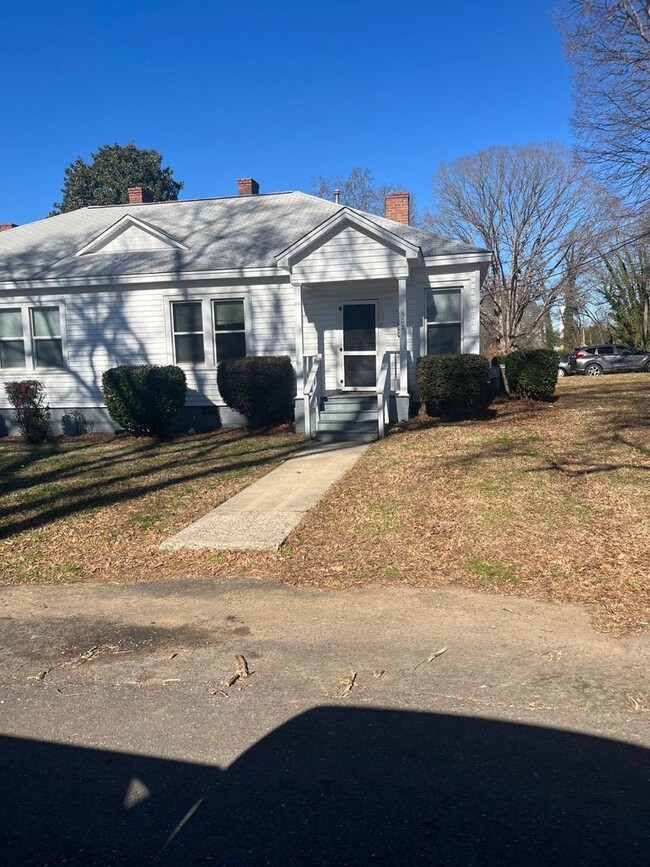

{"left": 1, "top": 578, "right": 648, "bottom": 866}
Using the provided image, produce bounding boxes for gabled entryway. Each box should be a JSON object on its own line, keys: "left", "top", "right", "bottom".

{"left": 275, "top": 207, "right": 422, "bottom": 440}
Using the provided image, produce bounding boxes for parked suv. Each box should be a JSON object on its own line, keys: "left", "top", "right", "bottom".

{"left": 569, "top": 344, "right": 650, "bottom": 376}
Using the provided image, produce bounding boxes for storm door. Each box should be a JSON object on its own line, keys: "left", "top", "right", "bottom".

{"left": 340, "top": 301, "right": 377, "bottom": 389}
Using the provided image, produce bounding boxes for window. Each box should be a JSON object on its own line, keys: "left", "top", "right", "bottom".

{"left": 214, "top": 300, "right": 246, "bottom": 362}
{"left": 172, "top": 301, "right": 205, "bottom": 364}
{"left": 426, "top": 288, "right": 461, "bottom": 354}
{"left": 31, "top": 307, "right": 64, "bottom": 368}
{"left": 169, "top": 298, "right": 248, "bottom": 366}
{"left": 596, "top": 345, "right": 614, "bottom": 356}
{"left": 0, "top": 304, "right": 65, "bottom": 370}
{"left": 0, "top": 308, "right": 26, "bottom": 368}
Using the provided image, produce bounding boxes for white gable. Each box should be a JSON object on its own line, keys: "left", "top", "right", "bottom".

{"left": 76, "top": 215, "right": 188, "bottom": 256}
{"left": 291, "top": 224, "right": 410, "bottom": 282}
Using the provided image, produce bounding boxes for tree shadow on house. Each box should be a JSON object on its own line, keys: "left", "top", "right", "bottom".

{"left": 1, "top": 706, "right": 647, "bottom": 866}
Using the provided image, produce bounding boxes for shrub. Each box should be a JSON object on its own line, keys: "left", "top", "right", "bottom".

{"left": 505, "top": 349, "right": 558, "bottom": 400}
{"left": 4, "top": 380, "right": 51, "bottom": 443}
{"left": 217, "top": 356, "right": 295, "bottom": 426}
{"left": 101, "top": 364, "right": 187, "bottom": 437}
{"left": 416, "top": 354, "right": 493, "bottom": 419}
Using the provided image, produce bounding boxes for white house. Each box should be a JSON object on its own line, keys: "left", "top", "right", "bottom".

{"left": 0, "top": 180, "right": 490, "bottom": 441}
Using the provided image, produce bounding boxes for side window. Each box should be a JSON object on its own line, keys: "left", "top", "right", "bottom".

{"left": 31, "top": 307, "right": 64, "bottom": 368}
{"left": 172, "top": 301, "right": 205, "bottom": 364}
{"left": 426, "top": 288, "right": 461, "bottom": 354}
{"left": 596, "top": 346, "right": 614, "bottom": 355}
{"left": 214, "top": 300, "right": 246, "bottom": 362}
{"left": 0, "top": 308, "right": 26, "bottom": 369}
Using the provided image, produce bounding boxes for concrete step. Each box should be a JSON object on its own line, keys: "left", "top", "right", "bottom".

{"left": 317, "top": 419, "right": 378, "bottom": 434}
{"left": 322, "top": 396, "right": 377, "bottom": 412}
{"left": 318, "top": 409, "right": 378, "bottom": 423}
{"left": 318, "top": 431, "right": 378, "bottom": 443}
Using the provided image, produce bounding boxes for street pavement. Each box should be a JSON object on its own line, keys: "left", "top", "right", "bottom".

{"left": 0, "top": 578, "right": 648, "bottom": 866}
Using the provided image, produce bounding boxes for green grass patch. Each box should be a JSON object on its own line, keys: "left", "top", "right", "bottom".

{"left": 467, "top": 555, "right": 522, "bottom": 585}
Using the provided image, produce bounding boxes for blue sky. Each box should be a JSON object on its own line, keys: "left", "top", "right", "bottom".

{"left": 1, "top": 1, "right": 572, "bottom": 225}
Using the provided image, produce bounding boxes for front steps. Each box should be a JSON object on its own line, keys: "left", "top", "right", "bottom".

{"left": 316, "top": 393, "right": 379, "bottom": 443}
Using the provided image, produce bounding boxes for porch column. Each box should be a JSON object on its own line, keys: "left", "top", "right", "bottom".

{"left": 293, "top": 281, "right": 304, "bottom": 397}
{"left": 398, "top": 277, "right": 408, "bottom": 395}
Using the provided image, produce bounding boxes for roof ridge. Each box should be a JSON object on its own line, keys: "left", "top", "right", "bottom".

{"left": 86, "top": 190, "right": 299, "bottom": 209}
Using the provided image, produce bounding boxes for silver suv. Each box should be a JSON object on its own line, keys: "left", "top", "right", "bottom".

{"left": 569, "top": 344, "right": 650, "bottom": 376}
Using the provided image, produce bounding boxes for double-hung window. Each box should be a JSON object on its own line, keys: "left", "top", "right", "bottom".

{"left": 171, "top": 298, "right": 247, "bottom": 366}
{"left": 214, "top": 300, "right": 246, "bottom": 362}
{"left": 172, "top": 301, "right": 205, "bottom": 364}
{"left": 426, "top": 288, "right": 462, "bottom": 354}
{"left": 31, "top": 307, "right": 64, "bottom": 367}
{"left": 0, "top": 308, "right": 26, "bottom": 369}
{"left": 0, "top": 304, "right": 65, "bottom": 369}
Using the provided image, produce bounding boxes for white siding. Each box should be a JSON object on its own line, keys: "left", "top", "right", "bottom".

{"left": 0, "top": 261, "right": 482, "bottom": 414}
{"left": 0, "top": 278, "right": 295, "bottom": 410}
{"left": 292, "top": 225, "right": 409, "bottom": 283}
{"left": 91, "top": 223, "right": 177, "bottom": 253}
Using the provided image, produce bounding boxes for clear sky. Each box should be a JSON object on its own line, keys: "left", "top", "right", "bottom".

{"left": 0, "top": 0, "right": 573, "bottom": 225}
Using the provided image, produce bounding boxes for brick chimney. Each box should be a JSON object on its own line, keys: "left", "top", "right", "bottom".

{"left": 0, "top": 223, "right": 17, "bottom": 232}
{"left": 127, "top": 187, "right": 153, "bottom": 204}
{"left": 384, "top": 192, "right": 410, "bottom": 225}
{"left": 237, "top": 178, "right": 260, "bottom": 196}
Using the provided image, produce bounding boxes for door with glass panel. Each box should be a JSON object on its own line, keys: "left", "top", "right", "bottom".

{"left": 340, "top": 301, "right": 377, "bottom": 390}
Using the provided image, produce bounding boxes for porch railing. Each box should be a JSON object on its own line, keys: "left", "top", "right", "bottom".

{"left": 377, "top": 351, "right": 398, "bottom": 439}
{"left": 303, "top": 354, "right": 323, "bottom": 438}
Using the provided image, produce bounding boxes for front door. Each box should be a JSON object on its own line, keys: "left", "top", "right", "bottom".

{"left": 340, "top": 301, "right": 377, "bottom": 389}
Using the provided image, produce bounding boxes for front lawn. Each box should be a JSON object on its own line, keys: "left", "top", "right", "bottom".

{"left": 0, "top": 428, "right": 302, "bottom": 585}
{"left": 227, "top": 374, "right": 649, "bottom": 634}
{"left": 2, "top": 375, "right": 648, "bottom": 634}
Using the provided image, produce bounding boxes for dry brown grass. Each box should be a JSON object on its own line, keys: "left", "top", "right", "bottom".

{"left": 219, "top": 374, "right": 649, "bottom": 635}
{"left": 0, "top": 428, "right": 302, "bottom": 586}
{"left": 1, "top": 375, "right": 648, "bottom": 634}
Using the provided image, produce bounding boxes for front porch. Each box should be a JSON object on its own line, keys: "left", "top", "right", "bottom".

{"left": 295, "top": 360, "right": 409, "bottom": 442}
{"left": 272, "top": 206, "right": 442, "bottom": 440}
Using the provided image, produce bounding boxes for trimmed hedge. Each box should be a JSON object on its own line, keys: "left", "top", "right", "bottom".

{"left": 101, "top": 364, "right": 187, "bottom": 437}
{"left": 416, "top": 354, "right": 494, "bottom": 419}
{"left": 217, "top": 355, "right": 295, "bottom": 426}
{"left": 4, "top": 379, "right": 51, "bottom": 442}
{"left": 505, "top": 349, "right": 558, "bottom": 401}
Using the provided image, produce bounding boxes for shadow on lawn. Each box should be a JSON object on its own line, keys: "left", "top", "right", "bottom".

{"left": 390, "top": 380, "right": 650, "bottom": 478}
{"left": 0, "top": 432, "right": 301, "bottom": 541}
{"left": 1, "top": 706, "right": 647, "bottom": 866}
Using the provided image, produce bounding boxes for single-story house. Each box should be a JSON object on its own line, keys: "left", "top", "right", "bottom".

{"left": 0, "top": 180, "right": 490, "bottom": 441}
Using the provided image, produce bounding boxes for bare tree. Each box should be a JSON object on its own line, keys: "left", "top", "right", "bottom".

{"left": 427, "top": 143, "right": 600, "bottom": 352}
{"left": 558, "top": 1, "right": 650, "bottom": 208}
{"left": 310, "top": 166, "right": 418, "bottom": 222}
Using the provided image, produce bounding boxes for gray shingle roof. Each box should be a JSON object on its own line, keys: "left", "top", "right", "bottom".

{"left": 0, "top": 191, "right": 488, "bottom": 283}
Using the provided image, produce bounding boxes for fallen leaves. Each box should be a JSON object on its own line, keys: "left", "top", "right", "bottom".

{"left": 1, "top": 377, "right": 648, "bottom": 636}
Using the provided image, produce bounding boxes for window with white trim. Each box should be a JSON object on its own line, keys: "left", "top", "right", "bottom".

{"left": 426, "top": 288, "right": 462, "bottom": 354}
{"left": 0, "top": 308, "right": 26, "bottom": 369}
{"left": 170, "top": 298, "right": 248, "bottom": 366}
{"left": 214, "top": 299, "right": 246, "bottom": 362}
{"left": 0, "top": 304, "right": 65, "bottom": 370}
{"left": 172, "top": 301, "right": 205, "bottom": 364}
{"left": 31, "top": 307, "right": 64, "bottom": 368}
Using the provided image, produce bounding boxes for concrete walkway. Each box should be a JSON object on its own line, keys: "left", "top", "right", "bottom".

{"left": 160, "top": 441, "right": 369, "bottom": 551}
